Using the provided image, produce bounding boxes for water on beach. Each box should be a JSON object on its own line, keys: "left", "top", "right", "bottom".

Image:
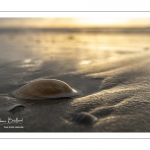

{"left": 0, "top": 28, "right": 150, "bottom": 68}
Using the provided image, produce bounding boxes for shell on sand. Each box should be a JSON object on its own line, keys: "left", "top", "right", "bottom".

{"left": 72, "top": 112, "right": 97, "bottom": 124}
{"left": 6, "top": 104, "right": 26, "bottom": 111}
{"left": 13, "top": 79, "right": 79, "bottom": 100}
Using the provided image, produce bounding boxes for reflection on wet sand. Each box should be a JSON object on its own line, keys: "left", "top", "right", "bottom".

{"left": 1, "top": 30, "right": 150, "bottom": 63}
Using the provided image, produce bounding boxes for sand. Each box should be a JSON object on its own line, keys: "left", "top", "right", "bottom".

{"left": 0, "top": 29, "right": 150, "bottom": 132}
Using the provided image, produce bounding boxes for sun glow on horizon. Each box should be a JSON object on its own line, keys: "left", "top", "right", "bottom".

{"left": 76, "top": 17, "right": 150, "bottom": 27}
{"left": 77, "top": 18, "right": 129, "bottom": 27}
{"left": 0, "top": 17, "right": 150, "bottom": 28}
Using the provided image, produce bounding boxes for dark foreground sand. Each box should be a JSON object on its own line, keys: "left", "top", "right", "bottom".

{"left": 0, "top": 50, "right": 150, "bottom": 132}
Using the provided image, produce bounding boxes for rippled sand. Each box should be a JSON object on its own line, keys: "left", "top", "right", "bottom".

{"left": 0, "top": 29, "right": 150, "bottom": 131}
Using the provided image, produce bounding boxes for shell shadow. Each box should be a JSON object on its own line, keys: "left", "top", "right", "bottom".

{"left": 19, "top": 97, "right": 74, "bottom": 108}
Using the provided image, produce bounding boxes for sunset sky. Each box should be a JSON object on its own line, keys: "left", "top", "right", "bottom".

{"left": 0, "top": 18, "right": 150, "bottom": 28}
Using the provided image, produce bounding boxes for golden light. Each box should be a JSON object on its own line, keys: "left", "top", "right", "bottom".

{"left": 77, "top": 17, "right": 129, "bottom": 27}
{"left": 0, "top": 17, "right": 150, "bottom": 28}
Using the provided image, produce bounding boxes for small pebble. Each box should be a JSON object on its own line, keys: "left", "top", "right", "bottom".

{"left": 6, "top": 104, "right": 26, "bottom": 111}
{"left": 72, "top": 112, "right": 97, "bottom": 124}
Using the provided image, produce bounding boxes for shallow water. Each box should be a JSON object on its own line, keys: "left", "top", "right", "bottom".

{"left": 0, "top": 29, "right": 150, "bottom": 131}
{"left": 0, "top": 29, "right": 150, "bottom": 64}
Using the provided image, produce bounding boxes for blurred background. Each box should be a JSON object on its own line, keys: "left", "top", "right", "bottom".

{"left": 0, "top": 17, "right": 150, "bottom": 73}
{"left": 0, "top": 18, "right": 150, "bottom": 28}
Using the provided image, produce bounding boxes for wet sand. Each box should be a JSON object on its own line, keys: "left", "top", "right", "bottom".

{"left": 0, "top": 29, "right": 150, "bottom": 132}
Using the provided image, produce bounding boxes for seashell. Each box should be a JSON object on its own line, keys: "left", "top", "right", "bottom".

{"left": 6, "top": 104, "right": 26, "bottom": 111}
{"left": 72, "top": 112, "right": 97, "bottom": 124}
{"left": 13, "top": 79, "right": 80, "bottom": 100}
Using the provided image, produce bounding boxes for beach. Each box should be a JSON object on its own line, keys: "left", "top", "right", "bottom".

{"left": 0, "top": 28, "right": 150, "bottom": 132}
